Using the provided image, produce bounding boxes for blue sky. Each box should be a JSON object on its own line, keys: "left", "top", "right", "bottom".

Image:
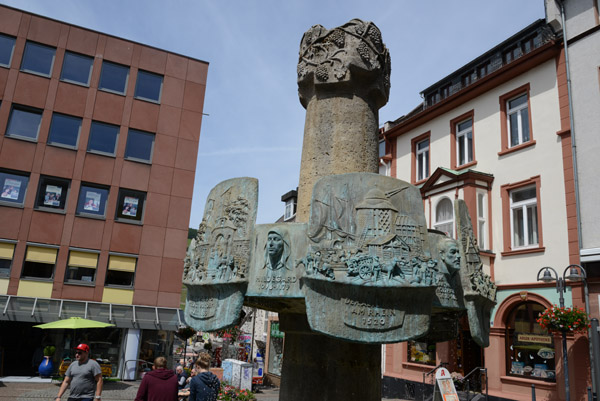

{"left": 0, "top": 0, "right": 545, "bottom": 228}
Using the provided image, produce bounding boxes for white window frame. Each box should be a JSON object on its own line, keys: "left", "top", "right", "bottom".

{"left": 509, "top": 185, "right": 538, "bottom": 249}
{"left": 433, "top": 197, "right": 454, "bottom": 238}
{"left": 284, "top": 199, "right": 296, "bottom": 221}
{"left": 507, "top": 93, "right": 529, "bottom": 147}
{"left": 456, "top": 118, "right": 473, "bottom": 166}
{"left": 416, "top": 139, "right": 429, "bottom": 181}
{"left": 477, "top": 192, "right": 487, "bottom": 250}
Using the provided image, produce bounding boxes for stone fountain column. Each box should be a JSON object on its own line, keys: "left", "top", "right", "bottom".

{"left": 277, "top": 20, "right": 391, "bottom": 401}
{"left": 296, "top": 19, "right": 391, "bottom": 222}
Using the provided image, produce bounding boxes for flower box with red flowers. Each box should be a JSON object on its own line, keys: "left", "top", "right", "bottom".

{"left": 537, "top": 305, "right": 590, "bottom": 334}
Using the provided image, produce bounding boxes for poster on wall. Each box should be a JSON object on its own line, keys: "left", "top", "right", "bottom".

{"left": 122, "top": 196, "right": 138, "bottom": 216}
{"left": 44, "top": 185, "right": 62, "bottom": 206}
{"left": 1, "top": 178, "right": 21, "bottom": 200}
{"left": 84, "top": 191, "right": 101, "bottom": 212}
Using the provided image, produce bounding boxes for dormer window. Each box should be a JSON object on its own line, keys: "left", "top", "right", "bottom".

{"left": 281, "top": 189, "right": 298, "bottom": 222}
{"left": 284, "top": 199, "right": 296, "bottom": 221}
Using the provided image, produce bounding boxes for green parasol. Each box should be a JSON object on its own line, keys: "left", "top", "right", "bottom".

{"left": 33, "top": 317, "right": 115, "bottom": 329}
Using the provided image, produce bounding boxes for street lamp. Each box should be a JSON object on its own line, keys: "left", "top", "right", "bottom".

{"left": 537, "top": 264, "right": 593, "bottom": 401}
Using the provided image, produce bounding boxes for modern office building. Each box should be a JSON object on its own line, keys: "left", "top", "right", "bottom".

{"left": 379, "top": 16, "right": 590, "bottom": 401}
{"left": 0, "top": 5, "right": 208, "bottom": 377}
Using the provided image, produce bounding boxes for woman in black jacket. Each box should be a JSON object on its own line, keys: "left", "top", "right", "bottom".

{"left": 188, "top": 353, "right": 220, "bottom": 401}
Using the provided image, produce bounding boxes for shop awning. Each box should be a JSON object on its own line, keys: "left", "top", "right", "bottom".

{"left": 0, "top": 295, "right": 185, "bottom": 331}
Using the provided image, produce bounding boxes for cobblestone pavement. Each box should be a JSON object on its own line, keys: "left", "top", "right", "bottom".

{"left": 0, "top": 380, "right": 140, "bottom": 400}
{"left": 0, "top": 381, "right": 407, "bottom": 400}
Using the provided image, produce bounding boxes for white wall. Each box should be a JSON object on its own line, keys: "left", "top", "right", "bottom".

{"left": 393, "top": 59, "right": 570, "bottom": 285}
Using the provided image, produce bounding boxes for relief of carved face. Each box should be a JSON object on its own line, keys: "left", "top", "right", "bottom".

{"left": 441, "top": 241, "right": 461, "bottom": 272}
{"left": 267, "top": 232, "right": 284, "bottom": 258}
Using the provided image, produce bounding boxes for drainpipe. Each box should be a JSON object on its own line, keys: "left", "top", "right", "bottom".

{"left": 556, "top": 2, "right": 591, "bottom": 396}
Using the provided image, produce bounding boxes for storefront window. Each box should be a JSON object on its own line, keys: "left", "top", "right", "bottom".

{"left": 51, "top": 327, "right": 124, "bottom": 378}
{"left": 407, "top": 340, "right": 436, "bottom": 365}
{"left": 138, "top": 330, "right": 174, "bottom": 378}
{"left": 268, "top": 321, "right": 284, "bottom": 376}
{"left": 506, "top": 302, "right": 555, "bottom": 381}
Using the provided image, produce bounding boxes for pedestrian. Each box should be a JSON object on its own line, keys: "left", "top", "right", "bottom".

{"left": 134, "top": 356, "right": 178, "bottom": 401}
{"left": 188, "top": 354, "right": 220, "bottom": 401}
{"left": 55, "top": 343, "right": 103, "bottom": 401}
{"left": 176, "top": 365, "right": 188, "bottom": 390}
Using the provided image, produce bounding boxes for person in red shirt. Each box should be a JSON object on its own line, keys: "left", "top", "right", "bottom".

{"left": 135, "top": 356, "right": 178, "bottom": 401}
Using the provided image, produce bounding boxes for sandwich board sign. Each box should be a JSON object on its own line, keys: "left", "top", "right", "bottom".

{"left": 434, "top": 367, "right": 459, "bottom": 401}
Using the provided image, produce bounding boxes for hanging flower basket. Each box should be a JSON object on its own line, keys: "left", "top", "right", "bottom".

{"left": 537, "top": 305, "right": 590, "bottom": 334}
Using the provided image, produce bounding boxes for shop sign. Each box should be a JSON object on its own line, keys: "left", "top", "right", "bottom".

{"left": 434, "top": 367, "right": 459, "bottom": 401}
{"left": 238, "top": 334, "right": 252, "bottom": 343}
{"left": 271, "top": 322, "right": 284, "bottom": 338}
{"left": 516, "top": 333, "right": 552, "bottom": 344}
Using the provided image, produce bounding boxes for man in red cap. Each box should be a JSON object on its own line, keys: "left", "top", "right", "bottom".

{"left": 56, "top": 343, "right": 103, "bottom": 401}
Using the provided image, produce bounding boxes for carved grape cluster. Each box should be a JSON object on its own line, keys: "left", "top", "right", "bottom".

{"left": 367, "top": 26, "right": 383, "bottom": 52}
{"left": 326, "top": 29, "right": 345, "bottom": 48}
{"left": 316, "top": 65, "right": 329, "bottom": 81}
{"left": 357, "top": 42, "right": 371, "bottom": 64}
{"left": 297, "top": 63, "right": 308, "bottom": 78}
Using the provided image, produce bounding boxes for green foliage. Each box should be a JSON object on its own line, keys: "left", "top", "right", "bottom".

{"left": 188, "top": 228, "right": 198, "bottom": 240}
{"left": 537, "top": 305, "right": 590, "bottom": 333}
{"left": 43, "top": 345, "right": 56, "bottom": 356}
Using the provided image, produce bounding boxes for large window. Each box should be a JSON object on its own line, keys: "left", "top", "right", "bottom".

{"left": 501, "top": 176, "right": 543, "bottom": 255}
{"left": 434, "top": 197, "right": 454, "bottom": 238}
{"left": 48, "top": 113, "right": 82, "bottom": 148}
{"left": 115, "top": 189, "right": 146, "bottom": 223}
{"left": 64, "top": 250, "right": 98, "bottom": 284}
{"left": 134, "top": 70, "right": 163, "bottom": 103}
{"left": 6, "top": 105, "right": 43, "bottom": 141}
{"left": 407, "top": 340, "right": 436, "bottom": 365}
{"left": 477, "top": 192, "right": 487, "bottom": 250}
{"left": 0, "top": 34, "right": 16, "bottom": 67}
{"left": 21, "top": 245, "right": 58, "bottom": 280}
{"left": 499, "top": 84, "right": 534, "bottom": 154}
{"left": 105, "top": 254, "right": 136, "bottom": 287}
{"left": 506, "top": 302, "right": 555, "bottom": 381}
{"left": 0, "top": 170, "right": 29, "bottom": 206}
{"left": 98, "top": 61, "right": 129, "bottom": 95}
{"left": 35, "top": 176, "right": 70, "bottom": 212}
{"left": 510, "top": 185, "right": 538, "bottom": 249}
{"left": 76, "top": 183, "right": 110, "bottom": 218}
{"left": 20, "top": 41, "right": 56, "bottom": 76}
{"left": 456, "top": 119, "right": 473, "bottom": 166}
{"left": 507, "top": 94, "right": 530, "bottom": 147}
{"left": 416, "top": 139, "right": 429, "bottom": 181}
{"left": 0, "top": 242, "right": 15, "bottom": 277}
{"left": 60, "top": 51, "right": 94, "bottom": 86}
{"left": 124, "top": 129, "right": 154, "bottom": 163}
{"left": 450, "top": 110, "right": 475, "bottom": 169}
{"left": 411, "top": 132, "right": 431, "bottom": 183}
{"left": 87, "top": 121, "right": 119, "bottom": 156}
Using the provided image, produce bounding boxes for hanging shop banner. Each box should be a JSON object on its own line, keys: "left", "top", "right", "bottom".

{"left": 434, "top": 367, "right": 459, "bottom": 401}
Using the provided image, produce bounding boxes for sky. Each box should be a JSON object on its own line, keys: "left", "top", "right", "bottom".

{"left": 0, "top": 0, "right": 546, "bottom": 228}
